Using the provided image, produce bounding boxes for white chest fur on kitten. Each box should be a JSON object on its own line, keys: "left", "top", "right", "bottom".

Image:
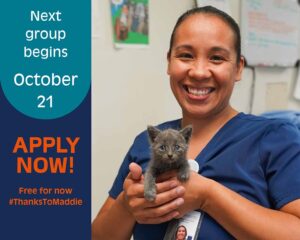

{"left": 144, "top": 125, "right": 192, "bottom": 201}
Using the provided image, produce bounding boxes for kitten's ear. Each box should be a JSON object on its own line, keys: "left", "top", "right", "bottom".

{"left": 147, "top": 125, "right": 161, "bottom": 143}
{"left": 180, "top": 125, "right": 193, "bottom": 143}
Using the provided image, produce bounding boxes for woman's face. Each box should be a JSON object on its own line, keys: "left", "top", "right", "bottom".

{"left": 167, "top": 14, "right": 244, "bottom": 119}
{"left": 176, "top": 226, "right": 186, "bottom": 240}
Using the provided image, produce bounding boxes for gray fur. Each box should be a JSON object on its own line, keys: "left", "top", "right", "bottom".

{"left": 144, "top": 125, "right": 192, "bottom": 201}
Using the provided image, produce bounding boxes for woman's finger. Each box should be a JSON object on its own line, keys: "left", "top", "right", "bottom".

{"left": 149, "top": 186, "right": 185, "bottom": 207}
{"left": 129, "top": 162, "right": 143, "bottom": 181}
{"left": 156, "top": 179, "right": 180, "bottom": 194}
{"left": 135, "top": 197, "right": 184, "bottom": 224}
{"left": 125, "top": 182, "right": 145, "bottom": 198}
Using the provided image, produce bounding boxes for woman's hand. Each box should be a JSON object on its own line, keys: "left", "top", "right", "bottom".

{"left": 157, "top": 170, "right": 212, "bottom": 218}
{"left": 157, "top": 169, "right": 213, "bottom": 218}
{"left": 122, "top": 163, "right": 186, "bottom": 224}
{"left": 176, "top": 171, "right": 212, "bottom": 218}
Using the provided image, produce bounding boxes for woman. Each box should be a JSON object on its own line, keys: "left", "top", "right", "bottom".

{"left": 175, "top": 225, "right": 187, "bottom": 240}
{"left": 92, "top": 6, "right": 300, "bottom": 239}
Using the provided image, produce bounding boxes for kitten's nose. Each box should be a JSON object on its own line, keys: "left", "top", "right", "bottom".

{"left": 168, "top": 154, "right": 173, "bottom": 159}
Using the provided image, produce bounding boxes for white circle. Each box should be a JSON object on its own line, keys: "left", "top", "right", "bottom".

{"left": 188, "top": 159, "right": 199, "bottom": 172}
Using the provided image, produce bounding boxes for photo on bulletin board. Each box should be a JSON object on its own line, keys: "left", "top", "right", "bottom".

{"left": 110, "top": 0, "right": 149, "bottom": 48}
{"left": 241, "top": 0, "right": 300, "bottom": 67}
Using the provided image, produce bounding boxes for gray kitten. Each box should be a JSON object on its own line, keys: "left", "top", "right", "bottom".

{"left": 144, "top": 125, "right": 192, "bottom": 201}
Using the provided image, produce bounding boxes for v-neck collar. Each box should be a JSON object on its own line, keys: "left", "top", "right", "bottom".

{"left": 174, "top": 112, "right": 245, "bottom": 171}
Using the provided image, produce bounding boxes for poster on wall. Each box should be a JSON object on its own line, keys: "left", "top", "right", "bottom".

{"left": 110, "top": 0, "right": 149, "bottom": 48}
{"left": 241, "top": 0, "right": 300, "bottom": 67}
{"left": 0, "top": 0, "right": 91, "bottom": 239}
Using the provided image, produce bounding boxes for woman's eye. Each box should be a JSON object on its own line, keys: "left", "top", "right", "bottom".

{"left": 210, "top": 55, "right": 225, "bottom": 63}
{"left": 159, "top": 145, "right": 166, "bottom": 151}
{"left": 177, "top": 53, "right": 193, "bottom": 59}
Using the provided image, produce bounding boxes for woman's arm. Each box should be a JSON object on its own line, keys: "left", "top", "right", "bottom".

{"left": 179, "top": 172, "right": 300, "bottom": 240}
{"left": 92, "top": 194, "right": 135, "bottom": 240}
{"left": 92, "top": 163, "right": 186, "bottom": 239}
{"left": 206, "top": 181, "right": 300, "bottom": 240}
{"left": 92, "top": 163, "right": 143, "bottom": 240}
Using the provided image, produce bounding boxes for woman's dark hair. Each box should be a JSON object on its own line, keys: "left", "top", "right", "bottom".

{"left": 168, "top": 6, "right": 241, "bottom": 63}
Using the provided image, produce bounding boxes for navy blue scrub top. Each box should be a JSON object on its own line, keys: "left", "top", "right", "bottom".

{"left": 109, "top": 112, "right": 300, "bottom": 239}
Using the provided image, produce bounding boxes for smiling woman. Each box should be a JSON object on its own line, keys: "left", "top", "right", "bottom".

{"left": 167, "top": 11, "right": 244, "bottom": 121}
{"left": 92, "top": 6, "right": 300, "bottom": 240}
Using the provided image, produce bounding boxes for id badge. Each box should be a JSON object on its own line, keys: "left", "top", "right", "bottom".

{"left": 163, "top": 211, "right": 204, "bottom": 240}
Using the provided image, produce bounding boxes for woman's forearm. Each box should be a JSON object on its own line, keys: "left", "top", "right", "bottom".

{"left": 203, "top": 180, "right": 300, "bottom": 240}
{"left": 92, "top": 193, "right": 136, "bottom": 240}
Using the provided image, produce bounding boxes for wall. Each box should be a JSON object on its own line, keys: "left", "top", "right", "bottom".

{"left": 92, "top": 0, "right": 300, "bottom": 219}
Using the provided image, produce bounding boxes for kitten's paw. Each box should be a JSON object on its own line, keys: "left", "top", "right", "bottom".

{"left": 144, "top": 189, "right": 156, "bottom": 201}
{"left": 178, "top": 171, "right": 190, "bottom": 182}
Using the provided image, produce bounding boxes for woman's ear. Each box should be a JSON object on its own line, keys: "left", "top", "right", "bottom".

{"left": 235, "top": 56, "right": 245, "bottom": 82}
{"left": 167, "top": 52, "right": 171, "bottom": 75}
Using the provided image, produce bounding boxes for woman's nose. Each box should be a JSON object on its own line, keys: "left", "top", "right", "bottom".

{"left": 188, "top": 60, "right": 212, "bottom": 80}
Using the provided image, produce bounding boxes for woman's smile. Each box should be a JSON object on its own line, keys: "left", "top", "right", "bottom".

{"left": 183, "top": 85, "right": 215, "bottom": 101}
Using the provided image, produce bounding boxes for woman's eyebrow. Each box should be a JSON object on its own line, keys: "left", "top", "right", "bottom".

{"left": 174, "top": 45, "right": 231, "bottom": 54}
{"left": 173, "top": 45, "right": 193, "bottom": 51}
{"left": 210, "top": 46, "right": 230, "bottom": 55}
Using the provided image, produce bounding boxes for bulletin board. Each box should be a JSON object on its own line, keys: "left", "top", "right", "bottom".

{"left": 241, "top": 0, "right": 300, "bottom": 67}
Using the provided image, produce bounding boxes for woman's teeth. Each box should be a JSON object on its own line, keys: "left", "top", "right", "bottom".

{"left": 187, "top": 87, "right": 212, "bottom": 96}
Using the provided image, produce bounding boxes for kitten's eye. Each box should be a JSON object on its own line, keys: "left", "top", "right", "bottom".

{"left": 159, "top": 145, "right": 166, "bottom": 151}
{"left": 174, "top": 145, "right": 180, "bottom": 151}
